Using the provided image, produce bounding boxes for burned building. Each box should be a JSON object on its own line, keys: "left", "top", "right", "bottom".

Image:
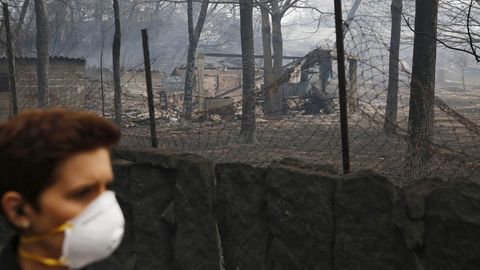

{"left": 0, "top": 56, "right": 86, "bottom": 119}
{"left": 170, "top": 56, "right": 263, "bottom": 115}
{"left": 171, "top": 64, "right": 245, "bottom": 98}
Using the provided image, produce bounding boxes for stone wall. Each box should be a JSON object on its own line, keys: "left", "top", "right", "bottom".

{"left": 112, "top": 148, "right": 480, "bottom": 270}
{"left": 112, "top": 148, "right": 221, "bottom": 270}
{"left": 1, "top": 148, "right": 480, "bottom": 270}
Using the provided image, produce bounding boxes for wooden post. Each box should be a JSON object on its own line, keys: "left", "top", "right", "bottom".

{"left": 159, "top": 91, "right": 168, "bottom": 110}
{"left": 3, "top": 2, "right": 17, "bottom": 116}
{"left": 197, "top": 52, "right": 206, "bottom": 114}
{"left": 347, "top": 59, "right": 358, "bottom": 113}
{"left": 319, "top": 52, "right": 332, "bottom": 94}
{"left": 384, "top": 0, "right": 403, "bottom": 134}
{"left": 100, "top": 35, "right": 105, "bottom": 117}
{"left": 300, "top": 68, "right": 309, "bottom": 82}
{"left": 141, "top": 29, "right": 157, "bottom": 148}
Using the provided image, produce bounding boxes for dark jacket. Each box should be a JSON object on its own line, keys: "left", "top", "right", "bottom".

{"left": 0, "top": 236, "right": 124, "bottom": 270}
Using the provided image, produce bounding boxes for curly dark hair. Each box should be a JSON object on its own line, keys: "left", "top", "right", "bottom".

{"left": 0, "top": 108, "right": 121, "bottom": 211}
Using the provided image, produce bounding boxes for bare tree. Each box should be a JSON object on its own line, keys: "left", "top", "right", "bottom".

{"left": 113, "top": 0, "right": 122, "bottom": 125}
{"left": 258, "top": 0, "right": 360, "bottom": 117}
{"left": 34, "top": 0, "right": 49, "bottom": 107}
{"left": 183, "top": 0, "right": 210, "bottom": 116}
{"left": 270, "top": 1, "right": 284, "bottom": 79}
{"left": 259, "top": 0, "right": 299, "bottom": 116}
{"left": 14, "top": 0, "right": 30, "bottom": 52}
{"left": 384, "top": 0, "right": 403, "bottom": 135}
{"left": 260, "top": 6, "right": 274, "bottom": 115}
{"left": 452, "top": 52, "right": 470, "bottom": 90}
{"left": 343, "top": 0, "right": 363, "bottom": 37}
{"left": 3, "top": 1, "right": 17, "bottom": 116}
{"left": 405, "top": 0, "right": 439, "bottom": 182}
{"left": 240, "top": 0, "right": 256, "bottom": 143}
{"left": 436, "top": 0, "right": 480, "bottom": 60}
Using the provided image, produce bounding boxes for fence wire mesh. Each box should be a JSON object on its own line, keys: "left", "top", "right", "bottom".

{"left": 1, "top": 0, "right": 479, "bottom": 185}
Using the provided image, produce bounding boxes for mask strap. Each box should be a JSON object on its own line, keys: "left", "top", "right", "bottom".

{"left": 20, "top": 223, "right": 73, "bottom": 244}
{"left": 18, "top": 249, "right": 67, "bottom": 267}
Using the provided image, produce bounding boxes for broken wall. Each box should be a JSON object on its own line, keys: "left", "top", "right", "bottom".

{"left": 0, "top": 58, "right": 86, "bottom": 119}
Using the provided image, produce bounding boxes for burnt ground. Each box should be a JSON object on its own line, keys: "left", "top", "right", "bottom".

{"left": 120, "top": 115, "right": 480, "bottom": 185}
{"left": 111, "top": 85, "right": 480, "bottom": 185}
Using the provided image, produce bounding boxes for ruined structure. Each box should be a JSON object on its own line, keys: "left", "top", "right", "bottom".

{"left": 0, "top": 56, "right": 86, "bottom": 119}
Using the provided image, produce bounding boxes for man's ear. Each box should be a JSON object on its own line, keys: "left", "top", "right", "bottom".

{"left": 1, "top": 191, "right": 32, "bottom": 230}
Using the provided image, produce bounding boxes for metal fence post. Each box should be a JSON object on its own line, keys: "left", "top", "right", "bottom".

{"left": 141, "top": 29, "right": 158, "bottom": 148}
{"left": 334, "top": 0, "right": 351, "bottom": 174}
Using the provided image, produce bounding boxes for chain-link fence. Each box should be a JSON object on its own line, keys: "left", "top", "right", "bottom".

{"left": 1, "top": 0, "right": 479, "bottom": 185}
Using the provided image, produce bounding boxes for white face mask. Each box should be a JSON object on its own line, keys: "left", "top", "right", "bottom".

{"left": 20, "top": 191, "right": 125, "bottom": 269}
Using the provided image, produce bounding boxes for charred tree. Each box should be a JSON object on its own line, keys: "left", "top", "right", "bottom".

{"left": 343, "top": 0, "right": 363, "bottom": 37}
{"left": 183, "top": 0, "right": 209, "bottom": 116}
{"left": 113, "top": 0, "right": 122, "bottom": 126}
{"left": 384, "top": 0, "right": 403, "bottom": 135}
{"left": 271, "top": 15, "right": 282, "bottom": 79}
{"left": 14, "top": 0, "right": 30, "bottom": 53}
{"left": 3, "top": 2, "right": 17, "bottom": 116}
{"left": 261, "top": 0, "right": 300, "bottom": 117}
{"left": 454, "top": 53, "right": 469, "bottom": 91}
{"left": 34, "top": 0, "right": 49, "bottom": 107}
{"left": 261, "top": 6, "right": 274, "bottom": 115}
{"left": 269, "top": 1, "right": 283, "bottom": 116}
{"left": 405, "top": 0, "right": 439, "bottom": 182}
{"left": 239, "top": 0, "right": 256, "bottom": 143}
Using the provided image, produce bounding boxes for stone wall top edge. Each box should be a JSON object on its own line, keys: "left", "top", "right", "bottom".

{"left": 112, "top": 147, "right": 210, "bottom": 168}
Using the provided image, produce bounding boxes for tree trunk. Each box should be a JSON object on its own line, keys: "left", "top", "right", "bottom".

{"left": 343, "top": 0, "right": 363, "bottom": 37}
{"left": 197, "top": 53, "right": 206, "bottom": 114}
{"left": 239, "top": 0, "right": 256, "bottom": 143}
{"left": 113, "top": 0, "right": 122, "bottom": 126}
{"left": 14, "top": 0, "right": 30, "bottom": 49}
{"left": 461, "top": 68, "right": 466, "bottom": 91}
{"left": 183, "top": 0, "right": 210, "bottom": 116}
{"left": 405, "top": 0, "right": 439, "bottom": 183}
{"left": 384, "top": 0, "right": 403, "bottom": 135}
{"left": 100, "top": 9, "right": 106, "bottom": 117}
{"left": 183, "top": 16, "right": 197, "bottom": 117}
{"left": 269, "top": 10, "right": 283, "bottom": 116}
{"left": 94, "top": 2, "right": 105, "bottom": 52}
{"left": 51, "top": 1, "right": 68, "bottom": 53}
{"left": 34, "top": 0, "right": 49, "bottom": 108}
{"left": 4, "top": 2, "right": 18, "bottom": 116}
{"left": 261, "top": 6, "right": 275, "bottom": 115}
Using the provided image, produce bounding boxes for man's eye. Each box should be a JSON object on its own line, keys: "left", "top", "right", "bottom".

{"left": 72, "top": 187, "right": 93, "bottom": 199}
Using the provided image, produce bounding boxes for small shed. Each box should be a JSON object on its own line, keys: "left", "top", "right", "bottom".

{"left": 0, "top": 56, "right": 86, "bottom": 119}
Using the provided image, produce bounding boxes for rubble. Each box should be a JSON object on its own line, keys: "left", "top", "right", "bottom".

{"left": 128, "top": 109, "right": 179, "bottom": 126}
{"left": 209, "top": 114, "right": 222, "bottom": 123}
